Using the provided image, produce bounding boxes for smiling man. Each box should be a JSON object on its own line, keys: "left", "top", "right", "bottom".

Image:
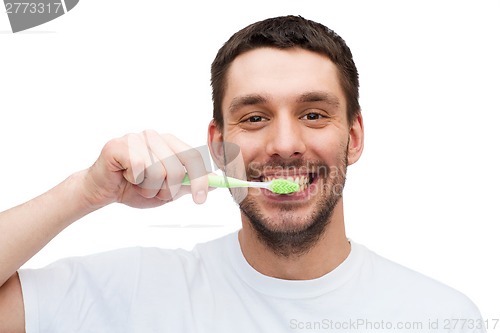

{"left": 0, "top": 15, "right": 485, "bottom": 332}
{"left": 211, "top": 46, "right": 360, "bottom": 278}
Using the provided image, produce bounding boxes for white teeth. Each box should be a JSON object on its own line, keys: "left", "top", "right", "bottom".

{"left": 264, "top": 175, "right": 310, "bottom": 192}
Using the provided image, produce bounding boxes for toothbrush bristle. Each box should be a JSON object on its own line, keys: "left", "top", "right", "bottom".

{"left": 269, "top": 179, "right": 300, "bottom": 194}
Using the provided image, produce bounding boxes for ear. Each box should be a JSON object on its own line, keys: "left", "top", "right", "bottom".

{"left": 347, "top": 113, "right": 364, "bottom": 165}
{"left": 207, "top": 120, "right": 248, "bottom": 203}
{"left": 207, "top": 119, "right": 226, "bottom": 171}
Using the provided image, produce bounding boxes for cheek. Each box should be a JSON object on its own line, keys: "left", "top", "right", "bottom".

{"left": 306, "top": 132, "right": 349, "bottom": 161}
{"left": 219, "top": 133, "right": 248, "bottom": 180}
{"left": 226, "top": 132, "right": 266, "bottom": 164}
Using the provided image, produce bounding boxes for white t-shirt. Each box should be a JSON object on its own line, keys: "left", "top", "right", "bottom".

{"left": 19, "top": 232, "right": 485, "bottom": 332}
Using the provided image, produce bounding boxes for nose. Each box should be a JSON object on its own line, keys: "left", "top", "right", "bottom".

{"left": 265, "top": 114, "right": 306, "bottom": 159}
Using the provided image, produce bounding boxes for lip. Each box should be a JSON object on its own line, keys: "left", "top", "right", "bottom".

{"left": 258, "top": 169, "right": 316, "bottom": 182}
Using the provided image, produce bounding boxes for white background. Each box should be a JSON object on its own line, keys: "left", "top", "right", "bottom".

{"left": 1, "top": 0, "right": 499, "bottom": 326}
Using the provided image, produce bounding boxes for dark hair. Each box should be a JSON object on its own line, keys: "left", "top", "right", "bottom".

{"left": 211, "top": 15, "right": 360, "bottom": 129}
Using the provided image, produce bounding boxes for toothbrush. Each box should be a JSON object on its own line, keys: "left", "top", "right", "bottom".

{"left": 181, "top": 174, "right": 300, "bottom": 194}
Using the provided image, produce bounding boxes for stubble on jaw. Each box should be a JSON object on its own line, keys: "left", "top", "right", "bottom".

{"left": 238, "top": 151, "right": 348, "bottom": 258}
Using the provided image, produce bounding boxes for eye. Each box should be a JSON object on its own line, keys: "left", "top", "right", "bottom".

{"left": 238, "top": 114, "right": 269, "bottom": 129}
{"left": 242, "top": 114, "right": 269, "bottom": 123}
{"left": 247, "top": 115, "right": 265, "bottom": 122}
{"left": 301, "top": 113, "right": 323, "bottom": 120}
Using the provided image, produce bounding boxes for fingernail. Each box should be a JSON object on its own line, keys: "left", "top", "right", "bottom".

{"left": 194, "top": 190, "right": 207, "bottom": 204}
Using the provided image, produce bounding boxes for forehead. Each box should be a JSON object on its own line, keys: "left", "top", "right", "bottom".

{"left": 222, "top": 47, "right": 346, "bottom": 111}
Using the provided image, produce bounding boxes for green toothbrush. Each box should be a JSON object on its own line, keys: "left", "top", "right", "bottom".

{"left": 181, "top": 174, "right": 300, "bottom": 194}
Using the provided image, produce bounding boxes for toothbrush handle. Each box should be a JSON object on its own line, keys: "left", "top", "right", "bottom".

{"left": 182, "top": 174, "right": 250, "bottom": 188}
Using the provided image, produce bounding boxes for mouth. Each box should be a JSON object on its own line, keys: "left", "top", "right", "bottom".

{"left": 259, "top": 173, "right": 317, "bottom": 192}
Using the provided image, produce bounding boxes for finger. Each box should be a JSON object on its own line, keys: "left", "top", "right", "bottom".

{"left": 169, "top": 181, "right": 218, "bottom": 202}
{"left": 162, "top": 134, "right": 209, "bottom": 204}
{"left": 172, "top": 172, "right": 219, "bottom": 199}
{"left": 142, "top": 130, "right": 185, "bottom": 201}
{"left": 120, "top": 133, "right": 161, "bottom": 198}
{"left": 117, "top": 133, "right": 149, "bottom": 185}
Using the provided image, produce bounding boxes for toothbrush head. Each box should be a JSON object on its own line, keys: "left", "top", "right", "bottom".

{"left": 268, "top": 179, "right": 300, "bottom": 194}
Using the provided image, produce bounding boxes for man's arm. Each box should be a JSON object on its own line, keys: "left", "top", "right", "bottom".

{"left": 0, "top": 171, "right": 90, "bottom": 333}
{"left": 0, "top": 130, "right": 209, "bottom": 331}
{"left": 0, "top": 170, "right": 95, "bottom": 288}
{"left": 0, "top": 274, "right": 25, "bottom": 332}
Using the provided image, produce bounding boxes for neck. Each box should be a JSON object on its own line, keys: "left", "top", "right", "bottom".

{"left": 238, "top": 198, "right": 350, "bottom": 280}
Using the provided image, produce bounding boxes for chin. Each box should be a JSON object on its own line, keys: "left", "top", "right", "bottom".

{"left": 239, "top": 194, "right": 340, "bottom": 258}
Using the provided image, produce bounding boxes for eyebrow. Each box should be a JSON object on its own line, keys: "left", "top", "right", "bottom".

{"left": 296, "top": 91, "right": 341, "bottom": 108}
{"left": 228, "top": 91, "right": 341, "bottom": 113}
{"left": 228, "top": 94, "right": 269, "bottom": 114}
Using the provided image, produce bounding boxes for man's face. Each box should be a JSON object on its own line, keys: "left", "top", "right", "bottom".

{"left": 212, "top": 47, "right": 359, "bottom": 256}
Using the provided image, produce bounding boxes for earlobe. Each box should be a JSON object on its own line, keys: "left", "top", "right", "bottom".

{"left": 347, "top": 113, "right": 364, "bottom": 165}
{"left": 207, "top": 120, "right": 226, "bottom": 171}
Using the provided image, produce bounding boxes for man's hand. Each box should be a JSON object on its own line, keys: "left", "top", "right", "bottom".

{"left": 83, "top": 130, "right": 210, "bottom": 209}
{"left": 0, "top": 130, "right": 211, "bottom": 293}
{"left": 0, "top": 130, "right": 212, "bottom": 331}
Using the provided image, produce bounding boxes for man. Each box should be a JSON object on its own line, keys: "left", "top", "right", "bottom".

{"left": 0, "top": 15, "right": 485, "bottom": 332}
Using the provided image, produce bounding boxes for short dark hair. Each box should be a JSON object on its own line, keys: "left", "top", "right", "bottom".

{"left": 211, "top": 15, "right": 360, "bottom": 129}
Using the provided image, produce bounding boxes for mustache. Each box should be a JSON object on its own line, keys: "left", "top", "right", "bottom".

{"left": 246, "top": 158, "right": 331, "bottom": 179}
